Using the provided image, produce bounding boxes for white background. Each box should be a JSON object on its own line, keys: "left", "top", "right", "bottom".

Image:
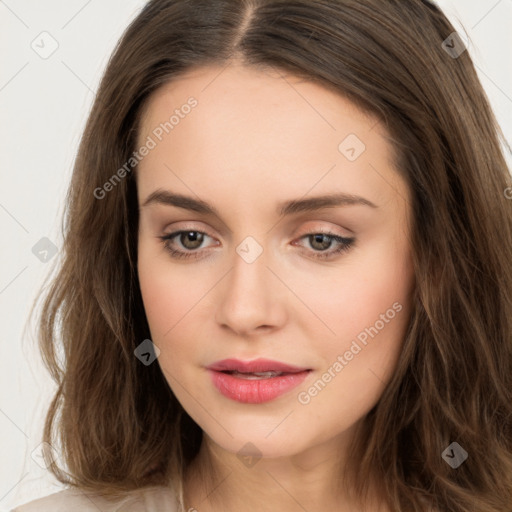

{"left": 1, "top": 1, "right": 511, "bottom": 509}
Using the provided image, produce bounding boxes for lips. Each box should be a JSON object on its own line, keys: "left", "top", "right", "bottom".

{"left": 207, "top": 358, "right": 309, "bottom": 374}
{"left": 206, "top": 358, "right": 311, "bottom": 404}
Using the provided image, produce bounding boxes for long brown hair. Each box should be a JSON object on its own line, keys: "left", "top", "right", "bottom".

{"left": 34, "top": 1, "right": 512, "bottom": 511}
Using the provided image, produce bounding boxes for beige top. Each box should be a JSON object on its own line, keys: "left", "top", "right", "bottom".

{"left": 11, "top": 485, "right": 180, "bottom": 512}
{"left": 12, "top": 486, "right": 442, "bottom": 511}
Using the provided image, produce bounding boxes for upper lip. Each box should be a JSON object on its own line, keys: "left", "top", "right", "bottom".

{"left": 207, "top": 358, "right": 310, "bottom": 373}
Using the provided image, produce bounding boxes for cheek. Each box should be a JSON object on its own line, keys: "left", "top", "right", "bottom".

{"left": 292, "top": 251, "right": 413, "bottom": 450}
{"left": 137, "top": 234, "right": 225, "bottom": 383}
{"left": 137, "top": 237, "right": 199, "bottom": 341}
{"left": 296, "top": 234, "right": 413, "bottom": 365}
{"left": 137, "top": 250, "right": 201, "bottom": 386}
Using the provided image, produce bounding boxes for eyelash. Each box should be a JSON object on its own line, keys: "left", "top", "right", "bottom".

{"left": 158, "top": 230, "right": 355, "bottom": 261}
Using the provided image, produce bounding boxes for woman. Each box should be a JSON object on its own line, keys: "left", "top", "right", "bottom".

{"left": 13, "top": 0, "right": 512, "bottom": 511}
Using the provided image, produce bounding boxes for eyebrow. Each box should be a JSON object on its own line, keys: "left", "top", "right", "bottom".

{"left": 141, "top": 190, "right": 378, "bottom": 216}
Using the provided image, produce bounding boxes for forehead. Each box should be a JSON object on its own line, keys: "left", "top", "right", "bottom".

{"left": 136, "top": 63, "right": 405, "bottom": 214}
{"left": 138, "top": 63, "right": 382, "bottom": 149}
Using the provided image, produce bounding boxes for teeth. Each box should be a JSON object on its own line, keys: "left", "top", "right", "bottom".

{"left": 230, "top": 370, "right": 283, "bottom": 379}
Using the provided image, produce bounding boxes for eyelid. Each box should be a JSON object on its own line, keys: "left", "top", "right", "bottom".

{"left": 294, "top": 224, "right": 351, "bottom": 239}
{"left": 161, "top": 222, "right": 218, "bottom": 239}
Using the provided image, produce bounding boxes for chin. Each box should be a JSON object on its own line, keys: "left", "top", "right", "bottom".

{"left": 199, "top": 419, "right": 311, "bottom": 460}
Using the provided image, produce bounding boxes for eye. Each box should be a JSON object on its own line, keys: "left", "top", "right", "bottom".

{"left": 158, "top": 230, "right": 355, "bottom": 261}
{"left": 293, "top": 232, "right": 355, "bottom": 260}
{"left": 159, "top": 230, "right": 216, "bottom": 260}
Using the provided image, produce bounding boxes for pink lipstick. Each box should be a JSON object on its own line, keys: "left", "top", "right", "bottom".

{"left": 207, "top": 358, "right": 311, "bottom": 404}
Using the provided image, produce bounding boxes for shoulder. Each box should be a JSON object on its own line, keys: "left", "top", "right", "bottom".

{"left": 12, "top": 485, "right": 180, "bottom": 512}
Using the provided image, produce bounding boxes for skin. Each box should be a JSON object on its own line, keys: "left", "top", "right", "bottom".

{"left": 136, "top": 63, "right": 415, "bottom": 512}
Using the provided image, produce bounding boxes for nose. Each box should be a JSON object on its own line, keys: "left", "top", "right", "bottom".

{"left": 215, "top": 242, "right": 287, "bottom": 336}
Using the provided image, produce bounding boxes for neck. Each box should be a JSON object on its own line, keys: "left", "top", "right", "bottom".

{"left": 182, "top": 430, "right": 389, "bottom": 512}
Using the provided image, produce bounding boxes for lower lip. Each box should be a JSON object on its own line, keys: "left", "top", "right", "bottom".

{"left": 208, "top": 370, "right": 310, "bottom": 404}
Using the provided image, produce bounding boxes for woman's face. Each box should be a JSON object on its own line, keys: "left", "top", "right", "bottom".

{"left": 136, "top": 63, "right": 415, "bottom": 460}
